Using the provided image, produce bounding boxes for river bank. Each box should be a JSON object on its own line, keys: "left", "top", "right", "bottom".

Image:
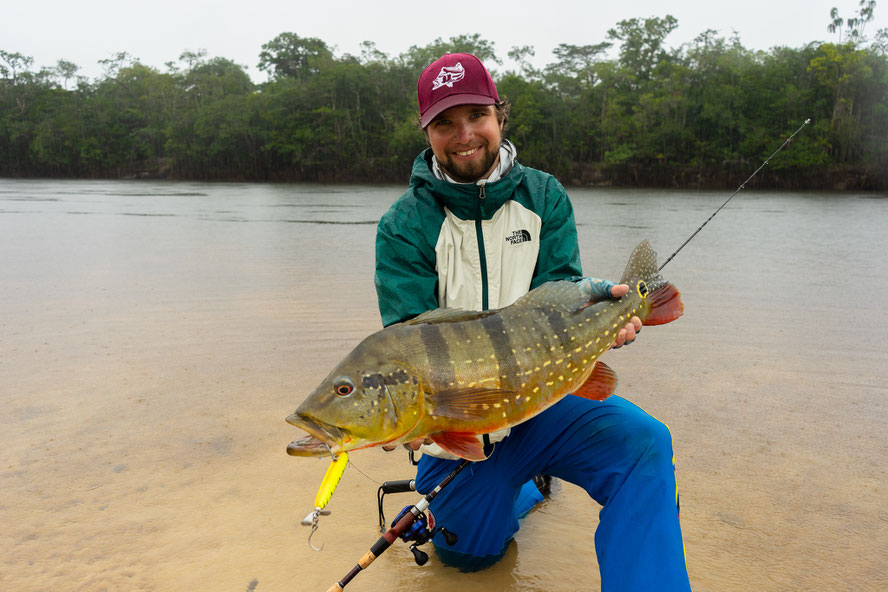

{"left": 3, "top": 158, "right": 886, "bottom": 190}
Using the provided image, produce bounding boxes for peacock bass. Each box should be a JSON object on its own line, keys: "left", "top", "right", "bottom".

{"left": 286, "top": 240, "right": 683, "bottom": 461}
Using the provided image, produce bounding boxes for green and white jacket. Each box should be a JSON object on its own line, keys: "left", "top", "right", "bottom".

{"left": 374, "top": 143, "right": 583, "bottom": 457}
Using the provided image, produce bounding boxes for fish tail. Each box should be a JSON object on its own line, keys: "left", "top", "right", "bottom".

{"left": 643, "top": 282, "right": 683, "bottom": 326}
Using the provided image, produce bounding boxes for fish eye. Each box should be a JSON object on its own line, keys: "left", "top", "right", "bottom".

{"left": 333, "top": 377, "right": 354, "bottom": 397}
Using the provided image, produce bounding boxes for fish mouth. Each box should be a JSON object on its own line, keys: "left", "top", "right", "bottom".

{"left": 286, "top": 412, "right": 346, "bottom": 457}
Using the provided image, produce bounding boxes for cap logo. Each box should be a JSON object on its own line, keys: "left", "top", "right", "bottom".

{"left": 431, "top": 62, "right": 465, "bottom": 90}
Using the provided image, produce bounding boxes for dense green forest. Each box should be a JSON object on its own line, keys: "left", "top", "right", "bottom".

{"left": 1, "top": 13, "right": 887, "bottom": 188}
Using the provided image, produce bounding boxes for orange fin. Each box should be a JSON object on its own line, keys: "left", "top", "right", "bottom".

{"left": 429, "top": 388, "right": 517, "bottom": 420}
{"left": 643, "top": 282, "right": 683, "bottom": 326}
{"left": 573, "top": 361, "right": 618, "bottom": 401}
{"left": 429, "top": 432, "right": 487, "bottom": 461}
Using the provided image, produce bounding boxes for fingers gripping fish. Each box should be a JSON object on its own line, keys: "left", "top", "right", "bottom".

{"left": 286, "top": 241, "right": 683, "bottom": 461}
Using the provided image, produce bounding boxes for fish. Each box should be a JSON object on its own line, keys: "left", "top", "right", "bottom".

{"left": 286, "top": 240, "right": 683, "bottom": 461}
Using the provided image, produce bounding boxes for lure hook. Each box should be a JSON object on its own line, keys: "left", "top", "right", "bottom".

{"left": 303, "top": 507, "right": 332, "bottom": 551}
{"left": 307, "top": 508, "right": 324, "bottom": 551}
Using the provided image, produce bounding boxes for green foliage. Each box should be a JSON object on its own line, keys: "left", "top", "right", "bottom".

{"left": 0, "top": 19, "right": 886, "bottom": 188}
{"left": 257, "top": 33, "right": 333, "bottom": 81}
{"left": 607, "top": 15, "right": 679, "bottom": 84}
{"left": 828, "top": 1, "right": 878, "bottom": 43}
{"left": 399, "top": 34, "right": 501, "bottom": 73}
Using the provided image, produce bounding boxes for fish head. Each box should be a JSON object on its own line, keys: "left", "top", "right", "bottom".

{"left": 286, "top": 337, "right": 424, "bottom": 457}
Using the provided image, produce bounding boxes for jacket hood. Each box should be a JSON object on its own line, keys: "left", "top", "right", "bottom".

{"left": 408, "top": 145, "right": 526, "bottom": 221}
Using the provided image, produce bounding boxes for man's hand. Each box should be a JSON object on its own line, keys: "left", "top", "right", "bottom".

{"left": 382, "top": 438, "right": 431, "bottom": 452}
{"left": 578, "top": 278, "right": 642, "bottom": 349}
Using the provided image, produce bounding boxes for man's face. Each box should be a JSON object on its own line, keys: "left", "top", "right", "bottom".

{"left": 425, "top": 104, "right": 503, "bottom": 183}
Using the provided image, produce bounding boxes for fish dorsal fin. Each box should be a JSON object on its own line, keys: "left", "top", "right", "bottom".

{"left": 572, "top": 361, "right": 618, "bottom": 401}
{"left": 619, "top": 240, "right": 663, "bottom": 285}
{"left": 428, "top": 432, "right": 486, "bottom": 461}
{"left": 427, "top": 387, "right": 518, "bottom": 420}
{"left": 512, "top": 280, "right": 589, "bottom": 312}
{"left": 404, "top": 308, "right": 499, "bottom": 325}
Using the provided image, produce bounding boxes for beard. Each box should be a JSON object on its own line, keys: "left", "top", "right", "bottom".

{"left": 438, "top": 141, "right": 501, "bottom": 183}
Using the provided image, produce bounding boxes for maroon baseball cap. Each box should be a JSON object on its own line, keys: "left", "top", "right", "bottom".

{"left": 417, "top": 53, "right": 499, "bottom": 128}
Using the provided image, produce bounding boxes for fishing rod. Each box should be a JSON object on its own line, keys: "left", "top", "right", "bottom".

{"left": 658, "top": 118, "right": 811, "bottom": 272}
{"left": 325, "top": 459, "right": 468, "bottom": 592}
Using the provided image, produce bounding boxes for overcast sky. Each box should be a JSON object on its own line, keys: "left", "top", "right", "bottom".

{"left": 3, "top": 0, "right": 886, "bottom": 81}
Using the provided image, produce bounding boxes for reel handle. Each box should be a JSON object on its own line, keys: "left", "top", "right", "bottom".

{"left": 380, "top": 479, "right": 415, "bottom": 494}
{"left": 438, "top": 527, "right": 458, "bottom": 546}
{"left": 410, "top": 544, "right": 429, "bottom": 566}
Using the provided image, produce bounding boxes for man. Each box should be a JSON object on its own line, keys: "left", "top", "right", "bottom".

{"left": 375, "top": 53, "right": 691, "bottom": 590}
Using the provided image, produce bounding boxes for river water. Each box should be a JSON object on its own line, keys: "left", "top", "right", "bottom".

{"left": 1, "top": 179, "right": 886, "bottom": 591}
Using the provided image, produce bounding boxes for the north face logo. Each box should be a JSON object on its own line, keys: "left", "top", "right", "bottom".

{"left": 506, "top": 229, "right": 532, "bottom": 245}
{"left": 432, "top": 62, "right": 465, "bottom": 90}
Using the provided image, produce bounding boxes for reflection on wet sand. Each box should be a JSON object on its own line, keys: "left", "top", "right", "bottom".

{"left": 1, "top": 180, "right": 886, "bottom": 591}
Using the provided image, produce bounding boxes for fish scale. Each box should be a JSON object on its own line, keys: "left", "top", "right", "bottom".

{"left": 287, "top": 240, "right": 683, "bottom": 461}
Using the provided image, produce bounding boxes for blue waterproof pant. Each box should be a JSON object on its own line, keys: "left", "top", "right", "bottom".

{"left": 415, "top": 394, "right": 691, "bottom": 591}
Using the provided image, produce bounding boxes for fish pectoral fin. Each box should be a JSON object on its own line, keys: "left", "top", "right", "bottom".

{"left": 573, "top": 361, "right": 618, "bottom": 401}
{"left": 429, "top": 387, "right": 517, "bottom": 420}
{"left": 429, "top": 432, "right": 487, "bottom": 461}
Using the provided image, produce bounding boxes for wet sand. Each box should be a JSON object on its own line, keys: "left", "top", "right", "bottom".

{"left": 1, "top": 181, "right": 886, "bottom": 591}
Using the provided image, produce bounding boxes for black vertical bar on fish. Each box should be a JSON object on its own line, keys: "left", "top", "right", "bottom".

{"left": 419, "top": 322, "right": 453, "bottom": 385}
{"left": 327, "top": 460, "right": 471, "bottom": 592}
{"left": 542, "top": 308, "right": 571, "bottom": 352}
{"left": 480, "top": 313, "right": 515, "bottom": 373}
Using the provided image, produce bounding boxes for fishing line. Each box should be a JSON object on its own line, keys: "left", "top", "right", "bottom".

{"left": 347, "top": 458, "right": 383, "bottom": 486}
{"left": 658, "top": 118, "right": 811, "bottom": 272}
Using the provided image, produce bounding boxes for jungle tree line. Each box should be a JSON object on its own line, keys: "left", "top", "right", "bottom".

{"left": 1, "top": 11, "right": 886, "bottom": 188}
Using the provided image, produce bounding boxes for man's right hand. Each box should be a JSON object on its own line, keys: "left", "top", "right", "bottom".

{"left": 382, "top": 438, "right": 431, "bottom": 452}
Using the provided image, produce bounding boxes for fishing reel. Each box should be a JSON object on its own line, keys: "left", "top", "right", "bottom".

{"left": 390, "top": 505, "right": 458, "bottom": 565}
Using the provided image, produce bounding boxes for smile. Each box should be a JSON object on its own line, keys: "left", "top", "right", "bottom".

{"left": 454, "top": 147, "right": 480, "bottom": 157}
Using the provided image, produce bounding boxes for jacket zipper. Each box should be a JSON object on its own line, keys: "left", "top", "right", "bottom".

{"left": 475, "top": 181, "right": 489, "bottom": 310}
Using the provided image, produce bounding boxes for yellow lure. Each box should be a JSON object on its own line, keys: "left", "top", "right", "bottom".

{"left": 314, "top": 452, "right": 348, "bottom": 510}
